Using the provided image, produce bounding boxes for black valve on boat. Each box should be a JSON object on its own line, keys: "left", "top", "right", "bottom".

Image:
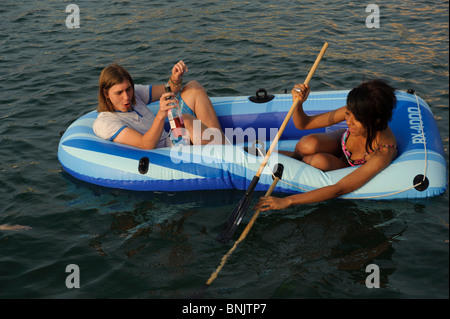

{"left": 138, "top": 157, "right": 150, "bottom": 174}
{"left": 249, "top": 88, "right": 274, "bottom": 103}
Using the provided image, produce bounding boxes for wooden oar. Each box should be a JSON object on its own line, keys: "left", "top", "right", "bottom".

{"left": 206, "top": 164, "right": 284, "bottom": 287}
{"left": 187, "top": 165, "right": 284, "bottom": 298}
{"left": 217, "top": 42, "right": 329, "bottom": 243}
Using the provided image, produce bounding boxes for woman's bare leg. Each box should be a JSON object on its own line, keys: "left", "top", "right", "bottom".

{"left": 283, "top": 129, "right": 347, "bottom": 171}
{"left": 179, "top": 80, "right": 228, "bottom": 145}
{"left": 182, "top": 113, "right": 225, "bottom": 145}
{"left": 180, "top": 80, "right": 222, "bottom": 130}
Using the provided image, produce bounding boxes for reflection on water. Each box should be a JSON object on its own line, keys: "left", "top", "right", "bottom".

{"left": 0, "top": 0, "right": 447, "bottom": 299}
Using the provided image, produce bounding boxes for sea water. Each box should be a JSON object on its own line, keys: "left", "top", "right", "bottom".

{"left": 0, "top": 0, "right": 448, "bottom": 301}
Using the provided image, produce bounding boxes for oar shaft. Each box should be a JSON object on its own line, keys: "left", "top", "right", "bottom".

{"left": 217, "top": 43, "right": 329, "bottom": 245}
{"left": 206, "top": 176, "right": 281, "bottom": 286}
{"left": 255, "top": 42, "right": 329, "bottom": 177}
{"left": 304, "top": 42, "right": 329, "bottom": 85}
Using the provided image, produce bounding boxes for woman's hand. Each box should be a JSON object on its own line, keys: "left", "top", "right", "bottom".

{"left": 171, "top": 60, "right": 188, "bottom": 84}
{"left": 291, "top": 83, "right": 310, "bottom": 104}
{"left": 253, "top": 196, "right": 291, "bottom": 212}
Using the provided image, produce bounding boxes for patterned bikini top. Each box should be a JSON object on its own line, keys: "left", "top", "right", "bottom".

{"left": 341, "top": 129, "right": 397, "bottom": 166}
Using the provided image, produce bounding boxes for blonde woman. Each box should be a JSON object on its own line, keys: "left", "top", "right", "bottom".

{"left": 94, "top": 61, "right": 225, "bottom": 149}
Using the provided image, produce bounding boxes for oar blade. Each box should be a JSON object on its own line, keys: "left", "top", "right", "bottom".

{"left": 216, "top": 176, "right": 259, "bottom": 243}
{"left": 216, "top": 191, "right": 254, "bottom": 243}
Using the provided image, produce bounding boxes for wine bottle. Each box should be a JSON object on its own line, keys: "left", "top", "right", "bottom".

{"left": 165, "top": 83, "right": 190, "bottom": 145}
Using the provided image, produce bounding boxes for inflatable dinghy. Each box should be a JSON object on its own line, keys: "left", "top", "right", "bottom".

{"left": 58, "top": 89, "right": 447, "bottom": 200}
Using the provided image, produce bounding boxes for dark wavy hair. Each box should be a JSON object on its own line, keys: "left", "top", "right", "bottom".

{"left": 98, "top": 63, "right": 136, "bottom": 112}
{"left": 346, "top": 79, "right": 397, "bottom": 153}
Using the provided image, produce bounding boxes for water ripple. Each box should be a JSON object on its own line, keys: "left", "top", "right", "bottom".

{"left": 0, "top": 0, "right": 447, "bottom": 299}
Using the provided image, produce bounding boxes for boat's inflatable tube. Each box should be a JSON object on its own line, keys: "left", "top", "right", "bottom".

{"left": 58, "top": 90, "right": 447, "bottom": 200}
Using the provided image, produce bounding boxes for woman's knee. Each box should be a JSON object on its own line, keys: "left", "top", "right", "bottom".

{"left": 180, "top": 80, "right": 207, "bottom": 109}
{"left": 182, "top": 80, "right": 205, "bottom": 93}
{"left": 295, "top": 135, "right": 321, "bottom": 156}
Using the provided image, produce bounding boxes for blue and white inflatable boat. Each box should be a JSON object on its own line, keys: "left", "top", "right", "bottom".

{"left": 58, "top": 89, "right": 447, "bottom": 200}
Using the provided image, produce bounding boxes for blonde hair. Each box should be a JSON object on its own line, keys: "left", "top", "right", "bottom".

{"left": 97, "top": 63, "right": 136, "bottom": 112}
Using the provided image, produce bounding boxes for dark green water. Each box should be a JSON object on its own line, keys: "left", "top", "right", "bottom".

{"left": 0, "top": 0, "right": 448, "bottom": 300}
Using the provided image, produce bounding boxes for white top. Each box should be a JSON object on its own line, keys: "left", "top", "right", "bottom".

{"left": 93, "top": 84, "right": 169, "bottom": 148}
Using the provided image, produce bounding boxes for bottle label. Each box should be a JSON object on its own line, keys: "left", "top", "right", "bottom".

{"left": 164, "top": 85, "right": 188, "bottom": 144}
{"left": 168, "top": 107, "right": 185, "bottom": 132}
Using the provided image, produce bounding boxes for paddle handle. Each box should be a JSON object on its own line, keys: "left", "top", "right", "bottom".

{"left": 255, "top": 42, "right": 329, "bottom": 177}
{"left": 304, "top": 42, "right": 329, "bottom": 85}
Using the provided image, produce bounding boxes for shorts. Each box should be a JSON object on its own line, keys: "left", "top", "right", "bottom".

{"left": 179, "top": 97, "right": 195, "bottom": 116}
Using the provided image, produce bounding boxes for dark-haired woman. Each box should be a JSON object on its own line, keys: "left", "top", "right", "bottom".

{"left": 255, "top": 79, "right": 398, "bottom": 211}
